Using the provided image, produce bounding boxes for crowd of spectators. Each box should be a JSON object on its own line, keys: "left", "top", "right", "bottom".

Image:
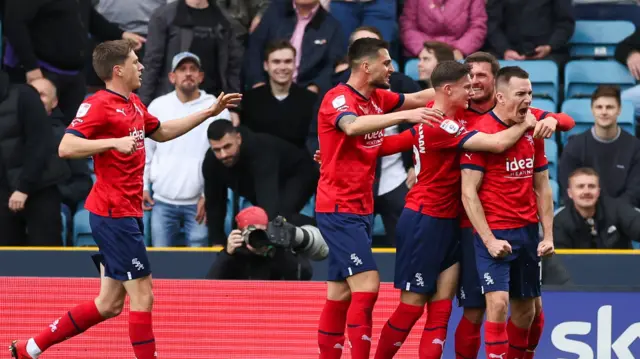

{"left": 0, "top": 0, "right": 639, "bottom": 254}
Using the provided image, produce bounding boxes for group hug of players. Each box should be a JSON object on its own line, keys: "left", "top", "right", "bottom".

{"left": 314, "top": 38, "right": 576, "bottom": 359}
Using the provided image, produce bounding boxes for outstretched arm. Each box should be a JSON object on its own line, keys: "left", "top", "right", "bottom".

{"left": 395, "top": 88, "right": 436, "bottom": 111}
{"left": 463, "top": 120, "right": 532, "bottom": 153}
{"left": 338, "top": 107, "right": 441, "bottom": 137}
{"left": 379, "top": 129, "right": 414, "bottom": 157}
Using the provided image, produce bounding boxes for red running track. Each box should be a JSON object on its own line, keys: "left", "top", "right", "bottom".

{"left": 1, "top": 278, "right": 431, "bottom": 359}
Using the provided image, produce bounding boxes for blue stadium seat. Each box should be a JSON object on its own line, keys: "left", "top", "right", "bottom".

{"left": 300, "top": 195, "right": 315, "bottom": 217}
{"left": 550, "top": 179, "right": 560, "bottom": 209}
{"left": 559, "top": 98, "right": 635, "bottom": 144}
{"left": 404, "top": 58, "right": 419, "bottom": 81}
{"left": 373, "top": 214, "right": 386, "bottom": 236}
{"left": 544, "top": 139, "right": 558, "bottom": 180}
{"left": 225, "top": 189, "right": 234, "bottom": 235}
{"left": 532, "top": 98, "right": 557, "bottom": 112}
{"left": 72, "top": 209, "right": 96, "bottom": 246}
{"left": 564, "top": 60, "right": 636, "bottom": 99}
{"left": 392, "top": 59, "right": 399, "bottom": 73}
{"left": 499, "top": 60, "right": 559, "bottom": 103}
{"left": 569, "top": 20, "right": 636, "bottom": 58}
{"left": 143, "top": 210, "right": 151, "bottom": 246}
{"left": 61, "top": 205, "right": 70, "bottom": 246}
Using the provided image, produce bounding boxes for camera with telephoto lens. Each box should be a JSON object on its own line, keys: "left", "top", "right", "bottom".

{"left": 242, "top": 216, "right": 329, "bottom": 261}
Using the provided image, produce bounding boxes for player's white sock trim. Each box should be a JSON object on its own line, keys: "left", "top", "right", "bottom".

{"left": 26, "top": 338, "right": 41, "bottom": 358}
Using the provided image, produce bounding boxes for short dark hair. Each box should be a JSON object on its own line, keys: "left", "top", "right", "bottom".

{"left": 464, "top": 51, "right": 500, "bottom": 76}
{"left": 591, "top": 85, "right": 621, "bottom": 106}
{"left": 92, "top": 39, "right": 137, "bottom": 81}
{"left": 496, "top": 66, "right": 529, "bottom": 89}
{"left": 430, "top": 61, "right": 471, "bottom": 88}
{"left": 264, "top": 39, "right": 297, "bottom": 61}
{"left": 569, "top": 167, "right": 600, "bottom": 186}
{"left": 349, "top": 26, "right": 384, "bottom": 44}
{"left": 422, "top": 41, "right": 455, "bottom": 63}
{"left": 348, "top": 38, "right": 389, "bottom": 68}
{"left": 207, "top": 120, "right": 237, "bottom": 141}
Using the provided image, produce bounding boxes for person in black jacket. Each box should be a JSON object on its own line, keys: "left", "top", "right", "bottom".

{"left": 2, "top": 0, "right": 145, "bottom": 124}
{"left": 202, "top": 120, "right": 319, "bottom": 245}
{"left": 30, "top": 78, "right": 93, "bottom": 213}
{"left": 206, "top": 206, "right": 313, "bottom": 280}
{"left": 0, "top": 72, "right": 70, "bottom": 246}
{"left": 554, "top": 167, "right": 640, "bottom": 249}
{"left": 559, "top": 85, "right": 640, "bottom": 207}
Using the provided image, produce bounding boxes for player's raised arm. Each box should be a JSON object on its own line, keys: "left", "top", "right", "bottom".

{"left": 394, "top": 88, "right": 436, "bottom": 111}
{"left": 338, "top": 107, "right": 442, "bottom": 136}
{"left": 461, "top": 165, "right": 512, "bottom": 258}
{"left": 462, "top": 111, "right": 537, "bottom": 153}
{"left": 530, "top": 107, "right": 576, "bottom": 138}
{"left": 149, "top": 92, "right": 241, "bottom": 142}
{"left": 378, "top": 128, "right": 414, "bottom": 156}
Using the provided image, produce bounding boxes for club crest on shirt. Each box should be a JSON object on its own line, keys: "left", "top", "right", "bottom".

{"left": 440, "top": 119, "right": 460, "bottom": 135}
{"left": 525, "top": 133, "right": 534, "bottom": 147}
{"left": 76, "top": 103, "right": 91, "bottom": 118}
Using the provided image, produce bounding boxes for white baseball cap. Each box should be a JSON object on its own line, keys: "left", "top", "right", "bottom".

{"left": 171, "top": 52, "right": 201, "bottom": 72}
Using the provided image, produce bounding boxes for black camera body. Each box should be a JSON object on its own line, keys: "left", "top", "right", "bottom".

{"left": 241, "top": 216, "right": 328, "bottom": 261}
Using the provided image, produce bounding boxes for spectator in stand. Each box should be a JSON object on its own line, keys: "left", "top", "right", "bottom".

{"left": 144, "top": 52, "right": 231, "bottom": 247}
{"left": 559, "top": 85, "right": 640, "bottom": 208}
{"left": 554, "top": 168, "right": 640, "bottom": 249}
{"left": 416, "top": 41, "right": 455, "bottom": 89}
{"left": 30, "top": 78, "right": 93, "bottom": 215}
{"left": 245, "top": 0, "right": 346, "bottom": 95}
{"left": 399, "top": 0, "right": 487, "bottom": 58}
{"left": 213, "top": 0, "right": 271, "bottom": 43}
{"left": 485, "top": 0, "right": 575, "bottom": 65}
{"left": 140, "top": 0, "right": 243, "bottom": 105}
{"left": 238, "top": 40, "right": 317, "bottom": 150}
{"left": 3, "top": 0, "right": 145, "bottom": 125}
{"left": 0, "top": 71, "right": 70, "bottom": 246}
{"left": 322, "top": 0, "right": 397, "bottom": 45}
{"left": 615, "top": 28, "right": 640, "bottom": 117}
{"left": 203, "top": 120, "right": 319, "bottom": 245}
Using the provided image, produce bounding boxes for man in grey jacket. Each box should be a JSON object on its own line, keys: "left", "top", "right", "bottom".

{"left": 140, "top": 0, "right": 244, "bottom": 105}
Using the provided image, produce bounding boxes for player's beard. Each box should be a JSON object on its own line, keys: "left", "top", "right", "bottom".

{"left": 371, "top": 77, "right": 390, "bottom": 90}
{"left": 470, "top": 90, "right": 494, "bottom": 106}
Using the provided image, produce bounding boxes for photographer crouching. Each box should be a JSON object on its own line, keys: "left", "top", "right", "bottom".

{"left": 206, "top": 206, "right": 329, "bottom": 280}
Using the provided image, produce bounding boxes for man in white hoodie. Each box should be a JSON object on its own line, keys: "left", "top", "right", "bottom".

{"left": 144, "top": 52, "right": 231, "bottom": 247}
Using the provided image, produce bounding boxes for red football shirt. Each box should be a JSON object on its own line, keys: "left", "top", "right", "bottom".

{"left": 65, "top": 90, "right": 161, "bottom": 218}
{"left": 401, "top": 104, "right": 478, "bottom": 218}
{"left": 460, "top": 111, "right": 548, "bottom": 230}
{"left": 315, "top": 84, "right": 404, "bottom": 215}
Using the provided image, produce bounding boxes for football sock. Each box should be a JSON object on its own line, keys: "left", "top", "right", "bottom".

{"left": 374, "top": 302, "right": 424, "bottom": 359}
{"left": 129, "top": 311, "right": 157, "bottom": 359}
{"left": 419, "top": 299, "right": 453, "bottom": 359}
{"left": 524, "top": 310, "right": 545, "bottom": 359}
{"left": 33, "top": 301, "right": 105, "bottom": 354}
{"left": 318, "top": 299, "right": 350, "bottom": 359}
{"left": 484, "top": 321, "right": 509, "bottom": 359}
{"left": 454, "top": 315, "right": 482, "bottom": 359}
{"left": 507, "top": 318, "right": 529, "bottom": 359}
{"left": 346, "top": 292, "right": 378, "bottom": 359}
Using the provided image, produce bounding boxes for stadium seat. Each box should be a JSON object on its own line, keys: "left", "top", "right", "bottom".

{"left": 373, "top": 214, "right": 386, "bottom": 236}
{"left": 499, "top": 60, "right": 559, "bottom": 103}
{"left": 72, "top": 209, "right": 96, "bottom": 246}
{"left": 559, "top": 98, "right": 635, "bottom": 144}
{"left": 532, "top": 98, "right": 557, "bottom": 112}
{"left": 143, "top": 210, "right": 151, "bottom": 246}
{"left": 392, "top": 59, "right": 399, "bottom": 73}
{"left": 544, "top": 139, "right": 558, "bottom": 180}
{"left": 225, "top": 189, "right": 234, "bottom": 235}
{"left": 550, "top": 179, "right": 560, "bottom": 209}
{"left": 404, "top": 58, "right": 419, "bottom": 81}
{"left": 300, "top": 195, "right": 315, "bottom": 217}
{"left": 61, "top": 205, "right": 70, "bottom": 247}
{"left": 564, "top": 60, "right": 636, "bottom": 99}
{"left": 569, "top": 20, "right": 636, "bottom": 58}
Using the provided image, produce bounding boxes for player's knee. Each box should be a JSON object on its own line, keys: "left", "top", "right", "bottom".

{"left": 485, "top": 294, "right": 509, "bottom": 318}
{"left": 95, "top": 297, "right": 125, "bottom": 318}
{"left": 327, "top": 281, "right": 352, "bottom": 301}
{"left": 463, "top": 308, "right": 486, "bottom": 325}
{"left": 511, "top": 299, "right": 536, "bottom": 327}
{"left": 347, "top": 270, "right": 380, "bottom": 293}
{"left": 534, "top": 296, "right": 543, "bottom": 315}
{"left": 130, "top": 291, "right": 154, "bottom": 311}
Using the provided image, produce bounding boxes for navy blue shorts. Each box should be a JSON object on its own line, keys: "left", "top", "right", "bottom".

{"left": 457, "top": 227, "right": 486, "bottom": 308}
{"left": 89, "top": 213, "right": 152, "bottom": 281}
{"left": 474, "top": 224, "right": 541, "bottom": 298}
{"left": 316, "top": 213, "right": 377, "bottom": 281}
{"left": 394, "top": 209, "right": 460, "bottom": 295}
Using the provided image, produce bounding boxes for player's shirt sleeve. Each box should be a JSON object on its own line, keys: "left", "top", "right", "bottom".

{"left": 425, "top": 119, "right": 478, "bottom": 150}
{"left": 377, "top": 89, "right": 405, "bottom": 113}
{"left": 65, "top": 101, "right": 104, "bottom": 139}
{"left": 460, "top": 150, "right": 487, "bottom": 172}
{"left": 379, "top": 127, "right": 414, "bottom": 157}
{"left": 321, "top": 91, "right": 359, "bottom": 129}
{"left": 530, "top": 107, "right": 576, "bottom": 131}
{"left": 534, "top": 138, "right": 548, "bottom": 172}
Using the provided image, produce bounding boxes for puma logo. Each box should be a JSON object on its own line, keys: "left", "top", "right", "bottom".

{"left": 432, "top": 338, "right": 445, "bottom": 349}
{"left": 116, "top": 108, "right": 126, "bottom": 116}
{"left": 489, "top": 353, "right": 506, "bottom": 359}
{"left": 465, "top": 153, "right": 472, "bottom": 160}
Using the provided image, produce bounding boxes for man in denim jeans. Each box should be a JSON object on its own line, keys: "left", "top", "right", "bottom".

{"left": 144, "top": 52, "right": 231, "bottom": 247}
